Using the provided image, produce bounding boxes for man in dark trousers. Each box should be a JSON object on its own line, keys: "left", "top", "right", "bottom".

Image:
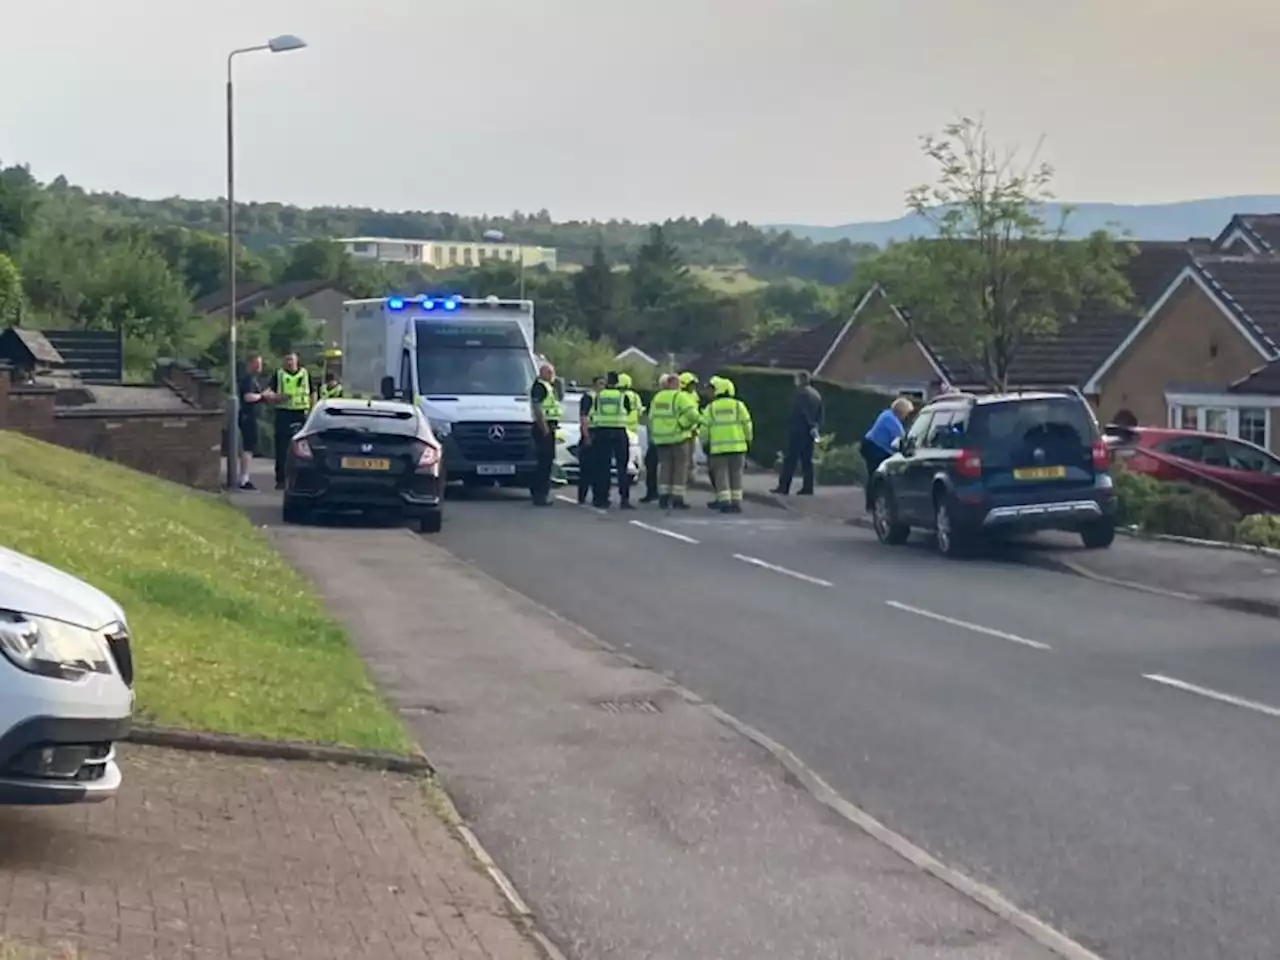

{"left": 589, "top": 372, "right": 635, "bottom": 509}
{"left": 235, "top": 354, "right": 271, "bottom": 491}
{"left": 270, "top": 352, "right": 312, "bottom": 490}
{"left": 576, "top": 375, "right": 605, "bottom": 504}
{"left": 773, "top": 370, "right": 823, "bottom": 495}
{"left": 529, "top": 362, "right": 562, "bottom": 506}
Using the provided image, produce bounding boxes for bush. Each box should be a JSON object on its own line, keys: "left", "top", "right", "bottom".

{"left": 720, "top": 367, "right": 888, "bottom": 467}
{"left": 1112, "top": 468, "right": 1164, "bottom": 528}
{"left": 1235, "top": 514, "right": 1280, "bottom": 549}
{"left": 1140, "top": 482, "right": 1241, "bottom": 542}
{"left": 815, "top": 444, "right": 867, "bottom": 486}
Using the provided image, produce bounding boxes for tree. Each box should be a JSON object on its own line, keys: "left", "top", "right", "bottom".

{"left": 0, "top": 253, "right": 23, "bottom": 325}
{"left": 857, "top": 117, "right": 1133, "bottom": 390}
{"left": 572, "top": 245, "right": 624, "bottom": 340}
{"left": 0, "top": 163, "right": 42, "bottom": 256}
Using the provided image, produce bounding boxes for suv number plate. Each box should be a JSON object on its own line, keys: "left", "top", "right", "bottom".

{"left": 1013, "top": 466, "right": 1066, "bottom": 480}
{"left": 476, "top": 463, "right": 517, "bottom": 476}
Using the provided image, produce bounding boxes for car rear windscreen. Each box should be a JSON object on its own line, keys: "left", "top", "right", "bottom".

{"left": 969, "top": 398, "right": 1097, "bottom": 465}
{"left": 313, "top": 408, "right": 419, "bottom": 436}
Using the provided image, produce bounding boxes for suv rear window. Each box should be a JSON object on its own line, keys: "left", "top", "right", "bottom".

{"left": 968, "top": 398, "right": 1097, "bottom": 465}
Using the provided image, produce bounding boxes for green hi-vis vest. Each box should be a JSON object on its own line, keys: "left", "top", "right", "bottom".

{"left": 276, "top": 369, "right": 312, "bottom": 412}
{"left": 534, "top": 379, "right": 562, "bottom": 422}
{"left": 647, "top": 389, "right": 682, "bottom": 446}
{"left": 623, "top": 389, "right": 643, "bottom": 431}
{"left": 590, "top": 387, "right": 628, "bottom": 428}
{"left": 320, "top": 382, "right": 343, "bottom": 400}
{"left": 705, "top": 396, "right": 750, "bottom": 454}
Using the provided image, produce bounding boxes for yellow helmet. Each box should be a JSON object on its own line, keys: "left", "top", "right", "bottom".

{"left": 617, "top": 372, "right": 633, "bottom": 389}
{"left": 678, "top": 371, "right": 697, "bottom": 388}
{"left": 322, "top": 346, "right": 343, "bottom": 360}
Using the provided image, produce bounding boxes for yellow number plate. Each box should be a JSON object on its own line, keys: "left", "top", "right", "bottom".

{"left": 340, "top": 456, "right": 390, "bottom": 471}
{"left": 1013, "top": 466, "right": 1066, "bottom": 480}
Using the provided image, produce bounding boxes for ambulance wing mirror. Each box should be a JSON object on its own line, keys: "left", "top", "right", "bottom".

{"left": 379, "top": 376, "right": 397, "bottom": 400}
{"left": 553, "top": 376, "right": 566, "bottom": 401}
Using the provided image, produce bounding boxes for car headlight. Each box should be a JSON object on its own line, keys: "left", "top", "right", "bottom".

{"left": 429, "top": 418, "right": 452, "bottom": 438}
{"left": 0, "top": 611, "right": 112, "bottom": 680}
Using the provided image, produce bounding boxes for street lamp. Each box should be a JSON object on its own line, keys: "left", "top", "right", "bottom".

{"left": 224, "top": 34, "right": 307, "bottom": 490}
{"left": 482, "top": 229, "right": 526, "bottom": 300}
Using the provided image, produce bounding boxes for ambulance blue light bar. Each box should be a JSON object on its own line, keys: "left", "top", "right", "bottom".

{"left": 383, "top": 294, "right": 525, "bottom": 312}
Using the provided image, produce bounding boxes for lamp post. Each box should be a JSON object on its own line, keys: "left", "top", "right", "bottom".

{"left": 224, "top": 34, "right": 307, "bottom": 490}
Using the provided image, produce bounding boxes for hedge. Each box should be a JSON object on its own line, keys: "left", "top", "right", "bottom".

{"left": 718, "top": 367, "right": 889, "bottom": 467}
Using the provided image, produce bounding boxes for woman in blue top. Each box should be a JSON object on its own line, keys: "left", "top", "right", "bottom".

{"left": 860, "top": 397, "right": 914, "bottom": 509}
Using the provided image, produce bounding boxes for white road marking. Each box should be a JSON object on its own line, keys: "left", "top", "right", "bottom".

{"left": 629, "top": 520, "right": 699, "bottom": 544}
{"left": 555, "top": 495, "right": 577, "bottom": 505}
{"left": 884, "top": 600, "right": 1051, "bottom": 650}
{"left": 1143, "top": 673, "right": 1280, "bottom": 719}
{"left": 732, "top": 553, "right": 832, "bottom": 587}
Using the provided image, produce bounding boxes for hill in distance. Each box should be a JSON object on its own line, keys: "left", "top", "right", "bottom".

{"left": 769, "top": 195, "right": 1280, "bottom": 246}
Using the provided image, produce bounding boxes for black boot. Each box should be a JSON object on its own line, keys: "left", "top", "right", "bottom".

{"left": 658, "top": 495, "right": 670, "bottom": 509}
{"left": 671, "top": 497, "right": 690, "bottom": 510}
{"left": 640, "top": 492, "right": 658, "bottom": 503}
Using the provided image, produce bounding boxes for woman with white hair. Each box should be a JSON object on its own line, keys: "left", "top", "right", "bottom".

{"left": 859, "top": 396, "right": 915, "bottom": 509}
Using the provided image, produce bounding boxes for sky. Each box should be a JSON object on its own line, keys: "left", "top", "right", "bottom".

{"left": 3, "top": 0, "right": 1280, "bottom": 226}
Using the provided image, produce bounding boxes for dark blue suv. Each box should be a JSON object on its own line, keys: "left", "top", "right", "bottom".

{"left": 866, "top": 391, "right": 1118, "bottom": 557}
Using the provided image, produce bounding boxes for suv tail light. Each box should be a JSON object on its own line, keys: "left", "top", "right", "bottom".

{"left": 955, "top": 448, "right": 982, "bottom": 479}
{"left": 1091, "top": 439, "right": 1110, "bottom": 470}
{"left": 291, "top": 437, "right": 313, "bottom": 460}
{"left": 417, "top": 444, "right": 441, "bottom": 470}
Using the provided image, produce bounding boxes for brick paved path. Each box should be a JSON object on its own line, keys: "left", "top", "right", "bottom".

{"left": 0, "top": 746, "right": 541, "bottom": 960}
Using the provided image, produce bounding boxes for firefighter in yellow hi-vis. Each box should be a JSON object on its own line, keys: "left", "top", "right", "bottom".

{"left": 318, "top": 346, "right": 344, "bottom": 400}
{"left": 699, "top": 377, "right": 753, "bottom": 514}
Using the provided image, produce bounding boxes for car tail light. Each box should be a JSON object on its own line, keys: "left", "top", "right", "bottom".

{"left": 417, "top": 444, "right": 441, "bottom": 470}
{"left": 291, "top": 438, "right": 313, "bottom": 460}
{"left": 1091, "top": 439, "right": 1110, "bottom": 469}
{"left": 955, "top": 448, "right": 982, "bottom": 479}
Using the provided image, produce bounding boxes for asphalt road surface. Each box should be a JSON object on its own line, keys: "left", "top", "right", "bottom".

{"left": 427, "top": 487, "right": 1280, "bottom": 960}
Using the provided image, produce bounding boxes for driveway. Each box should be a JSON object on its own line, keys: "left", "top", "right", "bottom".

{"left": 0, "top": 746, "right": 538, "bottom": 960}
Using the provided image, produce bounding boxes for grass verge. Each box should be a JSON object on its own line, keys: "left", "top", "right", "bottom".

{"left": 0, "top": 432, "right": 411, "bottom": 752}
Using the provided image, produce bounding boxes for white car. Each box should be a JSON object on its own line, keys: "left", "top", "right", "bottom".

{"left": 0, "top": 547, "right": 134, "bottom": 804}
{"left": 555, "top": 393, "right": 643, "bottom": 483}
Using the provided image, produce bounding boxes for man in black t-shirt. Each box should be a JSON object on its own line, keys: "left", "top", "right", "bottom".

{"left": 235, "top": 354, "right": 273, "bottom": 491}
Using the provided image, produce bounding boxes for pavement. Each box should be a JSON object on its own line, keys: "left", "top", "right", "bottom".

{"left": 725, "top": 471, "right": 1280, "bottom": 617}
{"left": 0, "top": 745, "right": 540, "bottom": 960}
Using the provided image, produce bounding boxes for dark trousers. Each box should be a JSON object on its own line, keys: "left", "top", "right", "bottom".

{"left": 577, "top": 439, "right": 595, "bottom": 503}
{"left": 643, "top": 442, "right": 659, "bottom": 497}
{"left": 859, "top": 438, "right": 890, "bottom": 509}
{"left": 274, "top": 408, "right": 307, "bottom": 483}
{"left": 531, "top": 425, "right": 557, "bottom": 502}
{"left": 592, "top": 428, "right": 631, "bottom": 505}
{"left": 778, "top": 430, "right": 815, "bottom": 493}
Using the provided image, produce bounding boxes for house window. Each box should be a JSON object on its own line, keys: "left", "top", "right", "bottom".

{"left": 463, "top": 247, "right": 474, "bottom": 265}
{"left": 434, "top": 245, "right": 447, "bottom": 264}
{"left": 352, "top": 242, "right": 370, "bottom": 253}
{"left": 1240, "top": 407, "right": 1268, "bottom": 448}
{"left": 1203, "top": 408, "right": 1230, "bottom": 435}
{"left": 504, "top": 248, "right": 514, "bottom": 261}
{"left": 1176, "top": 405, "right": 1198, "bottom": 430}
{"left": 449, "top": 246, "right": 458, "bottom": 264}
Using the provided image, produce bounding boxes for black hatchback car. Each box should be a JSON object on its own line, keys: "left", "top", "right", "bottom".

{"left": 283, "top": 399, "right": 444, "bottom": 533}
{"left": 867, "top": 391, "right": 1117, "bottom": 557}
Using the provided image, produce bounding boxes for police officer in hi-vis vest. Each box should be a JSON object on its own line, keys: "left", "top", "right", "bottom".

{"left": 271, "top": 352, "right": 312, "bottom": 489}
{"left": 529, "top": 362, "right": 563, "bottom": 507}
{"left": 588, "top": 371, "right": 636, "bottom": 509}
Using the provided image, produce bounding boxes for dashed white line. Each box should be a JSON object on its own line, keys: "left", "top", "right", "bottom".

{"left": 884, "top": 600, "right": 1051, "bottom": 651}
{"left": 555, "top": 494, "right": 577, "bottom": 505}
{"left": 1143, "top": 673, "right": 1280, "bottom": 719}
{"left": 629, "top": 520, "right": 699, "bottom": 544}
{"left": 732, "top": 553, "right": 833, "bottom": 587}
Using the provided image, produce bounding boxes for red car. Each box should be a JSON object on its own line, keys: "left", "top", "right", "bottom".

{"left": 1103, "top": 425, "right": 1280, "bottom": 515}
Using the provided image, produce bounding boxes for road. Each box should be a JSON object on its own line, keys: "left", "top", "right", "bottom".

{"left": 423, "top": 487, "right": 1280, "bottom": 960}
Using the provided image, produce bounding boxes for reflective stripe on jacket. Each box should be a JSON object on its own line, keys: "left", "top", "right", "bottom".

{"left": 276, "top": 369, "right": 312, "bottom": 412}
{"left": 320, "top": 383, "right": 343, "bottom": 399}
{"left": 589, "top": 387, "right": 629, "bottom": 428}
